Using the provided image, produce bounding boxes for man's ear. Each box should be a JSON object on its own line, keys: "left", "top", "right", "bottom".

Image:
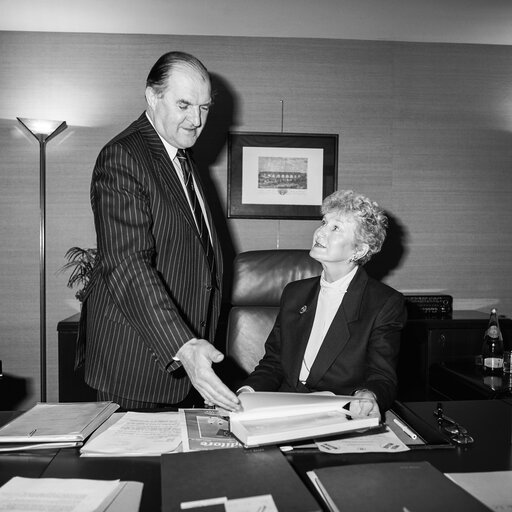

{"left": 145, "top": 86, "right": 156, "bottom": 109}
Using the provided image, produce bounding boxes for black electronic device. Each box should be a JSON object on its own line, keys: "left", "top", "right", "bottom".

{"left": 404, "top": 294, "right": 453, "bottom": 319}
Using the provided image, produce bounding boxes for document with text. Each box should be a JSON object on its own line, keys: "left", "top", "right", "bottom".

{"left": 0, "top": 402, "right": 119, "bottom": 444}
{"left": 179, "top": 408, "right": 242, "bottom": 452}
{"left": 0, "top": 476, "right": 143, "bottom": 512}
{"left": 81, "top": 411, "right": 182, "bottom": 457}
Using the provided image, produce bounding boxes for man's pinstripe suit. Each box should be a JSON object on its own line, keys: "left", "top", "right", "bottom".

{"left": 76, "top": 112, "right": 223, "bottom": 405}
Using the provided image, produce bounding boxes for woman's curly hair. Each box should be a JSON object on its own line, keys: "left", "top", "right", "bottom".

{"left": 321, "top": 190, "right": 388, "bottom": 265}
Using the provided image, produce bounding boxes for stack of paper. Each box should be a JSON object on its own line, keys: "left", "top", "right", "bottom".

{"left": 229, "top": 392, "right": 380, "bottom": 447}
{"left": 0, "top": 401, "right": 119, "bottom": 452}
{"left": 80, "top": 411, "right": 182, "bottom": 457}
{"left": 0, "top": 476, "right": 143, "bottom": 512}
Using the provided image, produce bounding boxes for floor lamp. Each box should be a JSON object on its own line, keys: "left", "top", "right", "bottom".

{"left": 17, "top": 117, "right": 67, "bottom": 402}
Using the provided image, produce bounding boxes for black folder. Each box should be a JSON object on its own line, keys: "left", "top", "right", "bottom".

{"left": 308, "top": 461, "right": 491, "bottom": 512}
{"left": 161, "top": 446, "right": 321, "bottom": 511}
{"left": 390, "top": 401, "right": 454, "bottom": 449}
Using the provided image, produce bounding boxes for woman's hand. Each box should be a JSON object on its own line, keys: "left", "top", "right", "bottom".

{"left": 349, "top": 389, "right": 380, "bottom": 417}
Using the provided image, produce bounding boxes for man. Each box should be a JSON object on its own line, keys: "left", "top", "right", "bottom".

{"left": 76, "top": 51, "right": 240, "bottom": 411}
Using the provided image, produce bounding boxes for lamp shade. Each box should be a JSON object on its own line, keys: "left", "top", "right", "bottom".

{"left": 17, "top": 117, "right": 67, "bottom": 142}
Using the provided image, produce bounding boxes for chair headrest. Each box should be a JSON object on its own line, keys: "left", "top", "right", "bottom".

{"left": 231, "top": 250, "right": 322, "bottom": 306}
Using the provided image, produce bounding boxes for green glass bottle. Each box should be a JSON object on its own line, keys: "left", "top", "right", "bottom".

{"left": 482, "top": 308, "right": 504, "bottom": 374}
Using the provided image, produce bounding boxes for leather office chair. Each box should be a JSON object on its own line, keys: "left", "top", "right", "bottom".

{"left": 226, "top": 250, "right": 322, "bottom": 377}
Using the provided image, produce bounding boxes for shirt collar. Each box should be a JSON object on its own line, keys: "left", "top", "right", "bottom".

{"left": 320, "top": 266, "right": 358, "bottom": 293}
{"left": 145, "top": 111, "right": 178, "bottom": 160}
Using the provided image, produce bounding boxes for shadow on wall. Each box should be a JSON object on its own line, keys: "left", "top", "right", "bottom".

{"left": 192, "top": 72, "right": 239, "bottom": 296}
{"left": 365, "top": 212, "right": 408, "bottom": 281}
{"left": 0, "top": 372, "right": 29, "bottom": 410}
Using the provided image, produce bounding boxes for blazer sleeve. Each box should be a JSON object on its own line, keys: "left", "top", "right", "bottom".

{"left": 359, "top": 291, "right": 407, "bottom": 411}
{"left": 91, "top": 142, "right": 195, "bottom": 370}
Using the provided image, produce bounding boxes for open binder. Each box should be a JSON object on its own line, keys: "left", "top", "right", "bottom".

{"left": 229, "top": 392, "right": 380, "bottom": 447}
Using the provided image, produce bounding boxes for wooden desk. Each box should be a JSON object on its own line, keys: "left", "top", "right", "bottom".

{"left": 1, "top": 400, "right": 511, "bottom": 512}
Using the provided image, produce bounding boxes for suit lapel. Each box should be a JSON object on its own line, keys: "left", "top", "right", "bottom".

{"left": 137, "top": 114, "right": 222, "bottom": 279}
{"left": 288, "top": 281, "right": 321, "bottom": 386}
{"left": 137, "top": 114, "right": 197, "bottom": 233}
{"left": 306, "top": 267, "right": 368, "bottom": 388}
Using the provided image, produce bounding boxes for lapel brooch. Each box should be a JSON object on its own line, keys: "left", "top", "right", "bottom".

{"left": 299, "top": 305, "right": 308, "bottom": 315}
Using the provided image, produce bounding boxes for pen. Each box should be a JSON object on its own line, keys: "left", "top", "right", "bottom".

{"left": 393, "top": 418, "right": 417, "bottom": 440}
{"left": 28, "top": 429, "right": 37, "bottom": 437}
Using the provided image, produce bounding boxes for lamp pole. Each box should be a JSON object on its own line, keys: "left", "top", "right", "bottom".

{"left": 17, "top": 118, "right": 67, "bottom": 402}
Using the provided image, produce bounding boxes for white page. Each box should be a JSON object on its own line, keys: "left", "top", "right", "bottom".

{"left": 0, "top": 402, "right": 119, "bottom": 442}
{"left": 446, "top": 471, "right": 512, "bottom": 511}
{"left": 232, "top": 392, "right": 355, "bottom": 421}
{"left": 0, "top": 477, "right": 121, "bottom": 512}
{"left": 81, "top": 411, "right": 181, "bottom": 456}
{"left": 315, "top": 426, "right": 410, "bottom": 453}
{"left": 225, "top": 494, "right": 279, "bottom": 512}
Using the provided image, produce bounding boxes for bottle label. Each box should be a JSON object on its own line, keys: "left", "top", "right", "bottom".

{"left": 484, "top": 357, "right": 503, "bottom": 369}
{"left": 486, "top": 325, "right": 499, "bottom": 338}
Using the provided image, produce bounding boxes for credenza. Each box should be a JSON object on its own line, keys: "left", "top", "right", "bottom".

{"left": 57, "top": 313, "right": 96, "bottom": 402}
{"left": 58, "top": 311, "right": 512, "bottom": 402}
{"left": 398, "top": 311, "right": 512, "bottom": 400}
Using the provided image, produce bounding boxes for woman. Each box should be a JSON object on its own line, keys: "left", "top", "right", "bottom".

{"left": 240, "top": 190, "right": 407, "bottom": 416}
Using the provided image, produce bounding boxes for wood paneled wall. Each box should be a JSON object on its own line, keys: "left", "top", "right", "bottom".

{"left": 1, "top": 32, "right": 511, "bottom": 407}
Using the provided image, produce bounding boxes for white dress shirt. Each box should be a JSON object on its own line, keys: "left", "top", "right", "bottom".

{"left": 146, "top": 112, "right": 212, "bottom": 242}
{"left": 299, "top": 266, "right": 358, "bottom": 384}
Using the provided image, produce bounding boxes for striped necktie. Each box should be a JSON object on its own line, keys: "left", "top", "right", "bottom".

{"left": 176, "top": 149, "right": 215, "bottom": 274}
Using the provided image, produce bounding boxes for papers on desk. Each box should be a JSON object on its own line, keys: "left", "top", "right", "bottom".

{"left": 81, "top": 408, "right": 243, "bottom": 457}
{"left": 0, "top": 402, "right": 119, "bottom": 452}
{"left": 80, "top": 412, "right": 182, "bottom": 457}
{"left": 179, "top": 408, "right": 242, "bottom": 452}
{"left": 0, "top": 441, "right": 83, "bottom": 453}
{"left": 180, "top": 494, "right": 279, "bottom": 512}
{"left": 0, "top": 476, "right": 143, "bottom": 512}
{"left": 446, "top": 471, "right": 512, "bottom": 511}
{"left": 315, "top": 425, "right": 410, "bottom": 453}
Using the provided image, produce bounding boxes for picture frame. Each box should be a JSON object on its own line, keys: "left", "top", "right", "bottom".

{"left": 227, "top": 131, "right": 338, "bottom": 219}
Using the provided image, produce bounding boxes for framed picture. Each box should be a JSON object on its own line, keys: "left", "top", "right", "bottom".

{"left": 227, "top": 132, "right": 338, "bottom": 219}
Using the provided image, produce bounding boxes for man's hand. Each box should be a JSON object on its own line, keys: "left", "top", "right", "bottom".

{"left": 349, "top": 389, "right": 380, "bottom": 417}
{"left": 176, "top": 338, "right": 241, "bottom": 411}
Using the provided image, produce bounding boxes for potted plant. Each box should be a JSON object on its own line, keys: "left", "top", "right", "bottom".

{"left": 60, "top": 247, "right": 97, "bottom": 302}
